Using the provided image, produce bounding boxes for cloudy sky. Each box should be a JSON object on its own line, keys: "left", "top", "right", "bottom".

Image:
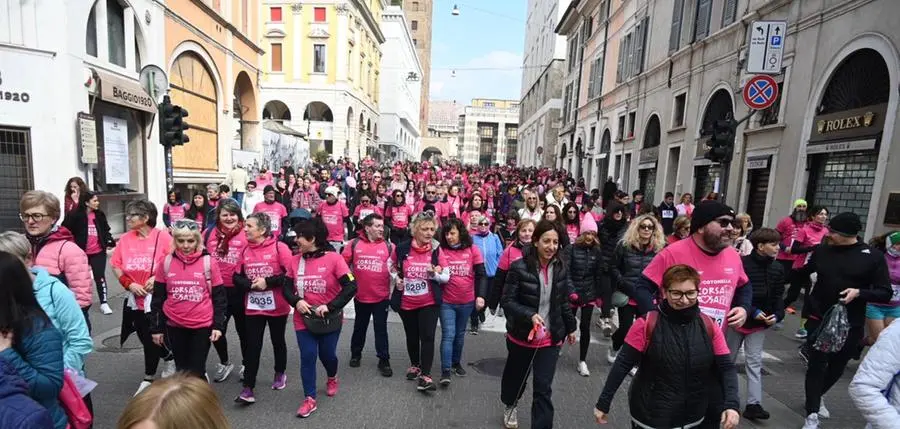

{"left": 429, "top": 0, "right": 526, "bottom": 103}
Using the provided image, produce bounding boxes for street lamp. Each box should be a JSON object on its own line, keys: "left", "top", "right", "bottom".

{"left": 452, "top": 4, "right": 460, "bottom": 15}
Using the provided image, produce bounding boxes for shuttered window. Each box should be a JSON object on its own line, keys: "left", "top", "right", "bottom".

{"left": 669, "top": 0, "right": 684, "bottom": 52}
{"left": 271, "top": 43, "right": 282, "bottom": 72}
{"left": 633, "top": 18, "right": 648, "bottom": 75}
{"left": 722, "top": 0, "right": 738, "bottom": 27}
{"left": 693, "top": 0, "right": 712, "bottom": 41}
{"left": 616, "top": 38, "right": 626, "bottom": 83}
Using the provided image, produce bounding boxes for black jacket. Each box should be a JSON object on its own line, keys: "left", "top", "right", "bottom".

{"left": 595, "top": 302, "right": 739, "bottom": 427}
{"left": 799, "top": 240, "right": 892, "bottom": 327}
{"left": 562, "top": 242, "right": 603, "bottom": 305}
{"left": 657, "top": 201, "right": 677, "bottom": 235}
{"left": 598, "top": 220, "right": 626, "bottom": 273}
{"left": 740, "top": 252, "right": 786, "bottom": 329}
{"left": 501, "top": 246, "right": 577, "bottom": 344}
{"left": 62, "top": 209, "right": 114, "bottom": 253}
{"left": 611, "top": 243, "right": 658, "bottom": 300}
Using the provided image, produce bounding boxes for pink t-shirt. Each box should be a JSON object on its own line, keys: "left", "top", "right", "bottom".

{"left": 440, "top": 246, "right": 484, "bottom": 304}
{"left": 642, "top": 238, "right": 749, "bottom": 329}
{"left": 792, "top": 223, "right": 829, "bottom": 269}
{"left": 288, "top": 252, "right": 351, "bottom": 330}
{"left": 238, "top": 239, "right": 293, "bottom": 317}
{"left": 205, "top": 228, "right": 248, "bottom": 287}
{"left": 341, "top": 238, "right": 393, "bottom": 303}
{"left": 353, "top": 204, "right": 383, "bottom": 220}
{"left": 386, "top": 204, "right": 414, "bottom": 229}
{"left": 395, "top": 245, "right": 449, "bottom": 311}
{"left": 253, "top": 201, "right": 288, "bottom": 233}
{"left": 625, "top": 314, "right": 730, "bottom": 355}
{"left": 317, "top": 201, "right": 350, "bottom": 242}
{"left": 164, "top": 203, "right": 187, "bottom": 223}
{"left": 566, "top": 224, "right": 579, "bottom": 243}
{"left": 498, "top": 245, "right": 524, "bottom": 271}
{"left": 154, "top": 253, "right": 223, "bottom": 329}
{"left": 445, "top": 196, "right": 463, "bottom": 218}
{"left": 110, "top": 228, "right": 173, "bottom": 309}
{"left": 85, "top": 211, "right": 102, "bottom": 255}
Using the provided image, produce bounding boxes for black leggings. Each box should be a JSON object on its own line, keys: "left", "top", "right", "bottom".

{"left": 212, "top": 287, "right": 247, "bottom": 366}
{"left": 242, "top": 314, "right": 289, "bottom": 389}
{"left": 611, "top": 305, "right": 636, "bottom": 352}
{"left": 168, "top": 326, "right": 212, "bottom": 379}
{"left": 398, "top": 305, "right": 440, "bottom": 376}
{"left": 87, "top": 253, "right": 108, "bottom": 304}
{"left": 576, "top": 306, "right": 594, "bottom": 361}
{"left": 128, "top": 305, "right": 171, "bottom": 378}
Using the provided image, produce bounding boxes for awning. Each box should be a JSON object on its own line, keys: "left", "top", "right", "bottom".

{"left": 262, "top": 119, "right": 307, "bottom": 137}
{"left": 90, "top": 68, "right": 156, "bottom": 113}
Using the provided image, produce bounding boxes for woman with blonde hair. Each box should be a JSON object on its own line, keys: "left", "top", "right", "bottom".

{"left": 732, "top": 213, "right": 754, "bottom": 256}
{"left": 607, "top": 214, "right": 665, "bottom": 372}
{"left": 117, "top": 374, "right": 230, "bottom": 429}
{"left": 667, "top": 215, "right": 691, "bottom": 246}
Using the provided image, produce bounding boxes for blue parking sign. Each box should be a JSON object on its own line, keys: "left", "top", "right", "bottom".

{"left": 771, "top": 35, "right": 782, "bottom": 46}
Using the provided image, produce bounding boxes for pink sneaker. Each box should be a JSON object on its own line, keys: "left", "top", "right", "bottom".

{"left": 326, "top": 376, "right": 339, "bottom": 397}
{"left": 296, "top": 396, "right": 317, "bottom": 418}
{"left": 271, "top": 373, "right": 287, "bottom": 390}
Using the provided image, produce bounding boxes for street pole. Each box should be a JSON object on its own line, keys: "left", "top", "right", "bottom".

{"left": 721, "top": 110, "right": 756, "bottom": 205}
{"left": 150, "top": 76, "right": 174, "bottom": 192}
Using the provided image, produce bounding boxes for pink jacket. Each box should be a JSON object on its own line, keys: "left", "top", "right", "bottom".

{"left": 32, "top": 227, "right": 93, "bottom": 308}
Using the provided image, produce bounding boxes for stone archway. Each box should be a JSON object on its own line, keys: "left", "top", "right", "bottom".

{"left": 263, "top": 100, "right": 292, "bottom": 122}
{"left": 422, "top": 147, "right": 443, "bottom": 162}
{"left": 234, "top": 71, "right": 258, "bottom": 151}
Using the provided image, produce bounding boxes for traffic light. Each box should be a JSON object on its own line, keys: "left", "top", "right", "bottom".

{"left": 158, "top": 95, "right": 190, "bottom": 147}
{"left": 704, "top": 119, "right": 736, "bottom": 163}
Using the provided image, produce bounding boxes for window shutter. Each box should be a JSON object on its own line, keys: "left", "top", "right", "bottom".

{"left": 634, "top": 20, "right": 646, "bottom": 75}
{"left": 624, "top": 34, "right": 634, "bottom": 79}
{"left": 617, "top": 37, "right": 625, "bottom": 83}
{"left": 722, "top": 0, "right": 738, "bottom": 26}
{"left": 669, "top": 0, "right": 684, "bottom": 52}
{"left": 693, "top": 0, "right": 712, "bottom": 41}
{"left": 596, "top": 54, "right": 604, "bottom": 96}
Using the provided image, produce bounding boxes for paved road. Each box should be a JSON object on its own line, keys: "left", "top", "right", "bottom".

{"left": 83, "top": 287, "right": 866, "bottom": 429}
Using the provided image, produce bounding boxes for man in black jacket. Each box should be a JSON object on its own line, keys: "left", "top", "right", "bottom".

{"left": 729, "top": 227, "right": 785, "bottom": 421}
{"left": 797, "top": 212, "right": 891, "bottom": 429}
{"left": 658, "top": 192, "right": 677, "bottom": 235}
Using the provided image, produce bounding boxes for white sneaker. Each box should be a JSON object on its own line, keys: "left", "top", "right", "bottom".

{"left": 161, "top": 360, "right": 176, "bottom": 378}
{"left": 134, "top": 380, "right": 152, "bottom": 396}
{"left": 577, "top": 361, "right": 590, "bottom": 377}
{"left": 628, "top": 367, "right": 637, "bottom": 377}
{"left": 600, "top": 318, "right": 613, "bottom": 338}
{"left": 802, "top": 412, "right": 819, "bottom": 429}
{"left": 817, "top": 397, "right": 830, "bottom": 419}
{"left": 503, "top": 405, "right": 518, "bottom": 428}
{"left": 214, "top": 362, "right": 234, "bottom": 382}
{"left": 100, "top": 303, "right": 113, "bottom": 315}
{"left": 606, "top": 347, "right": 618, "bottom": 364}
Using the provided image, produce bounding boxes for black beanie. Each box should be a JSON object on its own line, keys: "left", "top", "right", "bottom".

{"left": 263, "top": 185, "right": 276, "bottom": 194}
{"left": 690, "top": 200, "right": 736, "bottom": 235}
{"left": 828, "top": 212, "right": 862, "bottom": 237}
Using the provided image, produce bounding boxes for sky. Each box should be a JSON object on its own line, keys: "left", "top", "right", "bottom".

{"left": 428, "top": 0, "right": 527, "bottom": 104}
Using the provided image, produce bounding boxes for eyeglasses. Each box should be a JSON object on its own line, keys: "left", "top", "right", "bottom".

{"left": 667, "top": 289, "right": 699, "bottom": 300}
{"left": 173, "top": 219, "right": 200, "bottom": 231}
{"left": 638, "top": 224, "right": 655, "bottom": 231}
{"left": 19, "top": 212, "right": 49, "bottom": 223}
{"left": 714, "top": 218, "right": 738, "bottom": 228}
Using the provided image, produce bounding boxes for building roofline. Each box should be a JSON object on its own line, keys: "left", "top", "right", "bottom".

{"left": 555, "top": 0, "right": 581, "bottom": 34}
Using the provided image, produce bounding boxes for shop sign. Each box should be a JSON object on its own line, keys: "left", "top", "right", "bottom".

{"left": 809, "top": 103, "right": 887, "bottom": 143}
{"left": 0, "top": 71, "right": 32, "bottom": 104}
{"left": 77, "top": 113, "right": 98, "bottom": 164}
{"left": 807, "top": 139, "right": 876, "bottom": 155}
{"left": 746, "top": 157, "right": 769, "bottom": 170}
{"left": 639, "top": 146, "right": 659, "bottom": 164}
{"left": 95, "top": 69, "right": 155, "bottom": 113}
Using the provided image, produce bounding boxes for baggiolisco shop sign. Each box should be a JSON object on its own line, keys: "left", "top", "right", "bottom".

{"left": 0, "top": 71, "right": 31, "bottom": 103}
{"left": 808, "top": 103, "right": 887, "bottom": 153}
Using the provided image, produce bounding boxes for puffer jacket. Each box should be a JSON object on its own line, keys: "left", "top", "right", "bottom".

{"left": 598, "top": 219, "right": 626, "bottom": 273}
{"left": 0, "top": 358, "right": 53, "bottom": 429}
{"left": 501, "top": 246, "right": 577, "bottom": 345}
{"left": 32, "top": 267, "right": 93, "bottom": 374}
{"left": 611, "top": 242, "right": 658, "bottom": 299}
{"left": 740, "top": 252, "right": 786, "bottom": 329}
{"left": 850, "top": 320, "right": 900, "bottom": 428}
{"left": 30, "top": 226, "right": 93, "bottom": 308}
{"left": 563, "top": 242, "right": 603, "bottom": 305}
{"left": 0, "top": 318, "right": 66, "bottom": 429}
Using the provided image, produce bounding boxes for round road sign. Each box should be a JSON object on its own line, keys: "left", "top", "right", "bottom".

{"left": 743, "top": 74, "right": 779, "bottom": 110}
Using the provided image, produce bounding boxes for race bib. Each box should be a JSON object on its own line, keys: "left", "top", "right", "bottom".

{"left": 247, "top": 290, "right": 276, "bottom": 311}
{"left": 700, "top": 306, "right": 727, "bottom": 329}
{"left": 403, "top": 279, "right": 429, "bottom": 297}
{"left": 891, "top": 284, "right": 900, "bottom": 304}
{"left": 661, "top": 210, "right": 674, "bottom": 219}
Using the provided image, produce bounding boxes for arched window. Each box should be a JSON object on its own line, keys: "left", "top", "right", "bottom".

{"left": 85, "top": 0, "right": 143, "bottom": 72}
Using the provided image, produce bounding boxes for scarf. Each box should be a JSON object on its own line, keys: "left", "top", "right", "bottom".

{"left": 215, "top": 222, "right": 243, "bottom": 257}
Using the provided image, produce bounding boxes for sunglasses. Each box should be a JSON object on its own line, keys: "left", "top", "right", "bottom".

{"left": 360, "top": 199, "right": 371, "bottom": 203}
{"left": 477, "top": 221, "right": 490, "bottom": 226}
{"left": 638, "top": 224, "right": 655, "bottom": 231}
{"left": 714, "top": 218, "right": 738, "bottom": 228}
{"left": 173, "top": 219, "right": 201, "bottom": 231}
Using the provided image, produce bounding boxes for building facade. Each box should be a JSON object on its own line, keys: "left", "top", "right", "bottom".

{"left": 421, "top": 100, "right": 462, "bottom": 162}
{"left": 259, "top": 0, "right": 385, "bottom": 162}
{"left": 165, "top": 0, "right": 263, "bottom": 186}
{"left": 518, "top": 0, "right": 571, "bottom": 168}
{"left": 397, "top": 0, "right": 433, "bottom": 137}
{"left": 559, "top": 0, "right": 900, "bottom": 239}
{"left": 458, "top": 99, "right": 519, "bottom": 167}
{"left": 378, "top": 5, "right": 423, "bottom": 162}
{"left": 0, "top": 0, "right": 168, "bottom": 233}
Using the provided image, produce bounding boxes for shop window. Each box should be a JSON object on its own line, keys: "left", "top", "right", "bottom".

{"left": 314, "top": 7, "right": 326, "bottom": 22}
{"left": 270, "top": 7, "right": 282, "bottom": 22}
{"left": 314, "top": 44, "right": 326, "bottom": 73}
{"left": 271, "top": 43, "right": 283, "bottom": 72}
{"left": 0, "top": 127, "right": 34, "bottom": 233}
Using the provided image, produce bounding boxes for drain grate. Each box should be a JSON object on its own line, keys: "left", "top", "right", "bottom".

{"left": 98, "top": 334, "right": 143, "bottom": 353}
{"left": 469, "top": 357, "right": 507, "bottom": 377}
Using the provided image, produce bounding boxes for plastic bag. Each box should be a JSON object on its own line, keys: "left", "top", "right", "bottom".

{"left": 65, "top": 369, "right": 97, "bottom": 397}
{"left": 812, "top": 303, "right": 850, "bottom": 353}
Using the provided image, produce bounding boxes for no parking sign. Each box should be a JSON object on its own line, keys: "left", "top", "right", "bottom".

{"left": 743, "top": 75, "right": 779, "bottom": 110}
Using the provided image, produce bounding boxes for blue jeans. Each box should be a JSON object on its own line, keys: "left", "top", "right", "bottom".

{"left": 295, "top": 328, "right": 341, "bottom": 398}
{"left": 440, "top": 302, "right": 474, "bottom": 372}
{"left": 232, "top": 191, "right": 244, "bottom": 206}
